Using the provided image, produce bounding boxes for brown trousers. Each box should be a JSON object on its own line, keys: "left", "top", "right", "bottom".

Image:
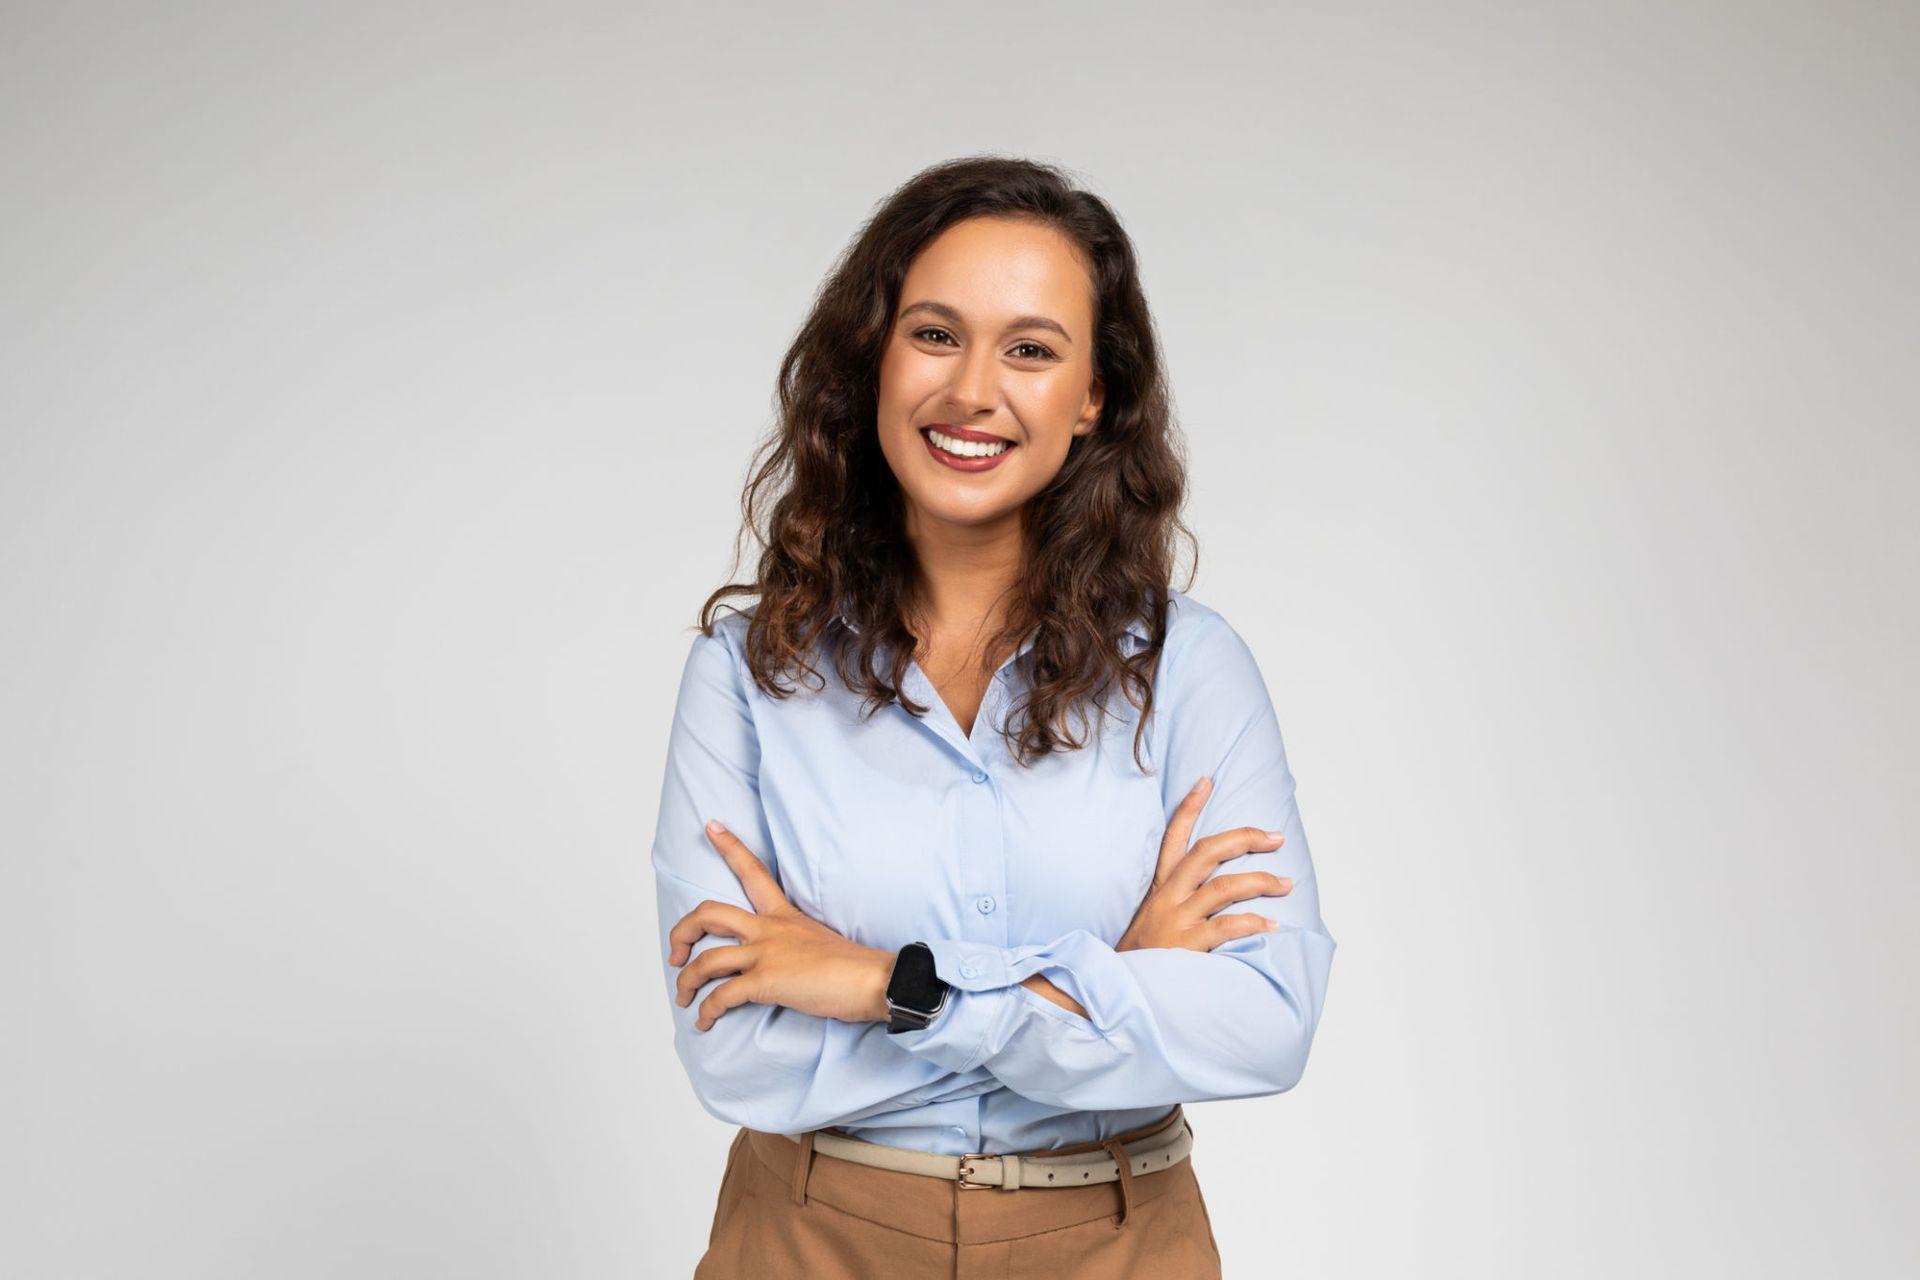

{"left": 693, "top": 1104, "right": 1222, "bottom": 1278}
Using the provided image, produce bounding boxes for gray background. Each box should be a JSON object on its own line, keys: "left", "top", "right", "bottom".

{"left": 5, "top": 2, "right": 1915, "bottom": 1276}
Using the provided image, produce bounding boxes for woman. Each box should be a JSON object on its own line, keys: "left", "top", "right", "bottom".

{"left": 653, "top": 155, "right": 1337, "bottom": 1278}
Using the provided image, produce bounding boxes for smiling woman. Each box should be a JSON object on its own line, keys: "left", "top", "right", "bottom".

{"left": 879, "top": 217, "right": 1103, "bottom": 501}
{"left": 651, "top": 155, "right": 1336, "bottom": 1279}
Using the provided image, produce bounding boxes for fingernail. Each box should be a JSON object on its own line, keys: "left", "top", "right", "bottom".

{"left": 706, "top": 820, "right": 725, "bottom": 834}
{"left": 1263, "top": 918, "right": 1279, "bottom": 930}
{"left": 1279, "top": 877, "right": 1294, "bottom": 888}
{"left": 1265, "top": 830, "right": 1286, "bottom": 840}
{"left": 1192, "top": 777, "right": 1211, "bottom": 792}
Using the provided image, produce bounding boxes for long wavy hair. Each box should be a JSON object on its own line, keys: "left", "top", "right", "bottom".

{"left": 698, "top": 154, "right": 1195, "bottom": 771}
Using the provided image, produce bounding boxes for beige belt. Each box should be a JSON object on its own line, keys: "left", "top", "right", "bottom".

{"left": 781, "top": 1108, "right": 1194, "bottom": 1192}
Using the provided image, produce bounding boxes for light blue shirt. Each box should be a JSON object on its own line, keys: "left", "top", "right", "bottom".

{"left": 651, "top": 587, "right": 1336, "bottom": 1155}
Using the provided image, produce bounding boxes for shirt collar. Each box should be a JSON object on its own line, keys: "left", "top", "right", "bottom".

{"left": 832, "top": 609, "right": 1153, "bottom": 653}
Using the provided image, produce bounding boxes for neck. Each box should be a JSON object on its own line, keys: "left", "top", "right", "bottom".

{"left": 900, "top": 501, "right": 1024, "bottom": 642}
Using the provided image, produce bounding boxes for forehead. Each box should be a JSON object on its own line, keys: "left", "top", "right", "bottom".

{"left": 900, "top": 216, "right": 1094, "bottom": 333}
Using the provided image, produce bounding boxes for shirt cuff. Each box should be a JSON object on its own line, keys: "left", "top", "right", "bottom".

{"left": 882, "top": 939, "right": 1021, "bottom": 1073}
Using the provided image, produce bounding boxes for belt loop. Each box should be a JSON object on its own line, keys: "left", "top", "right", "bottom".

{"left": 790, "top": 1130, "right": 818, "bottom": 1207}
{"left": 1100, "top": 1137, "right": 1136, "bottom": 1230}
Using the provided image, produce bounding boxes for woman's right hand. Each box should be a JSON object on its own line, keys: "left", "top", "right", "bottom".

{"left": 1115, "top": 777, "right": 1293, "bottom": 954}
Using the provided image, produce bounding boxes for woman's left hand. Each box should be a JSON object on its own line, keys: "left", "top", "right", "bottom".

{"left": 668, "top": 821, "right": 894, "bottom": 1032}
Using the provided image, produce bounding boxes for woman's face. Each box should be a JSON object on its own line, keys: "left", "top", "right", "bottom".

{"left": 875, "top": 215, "right": 1103, "bottom": 536}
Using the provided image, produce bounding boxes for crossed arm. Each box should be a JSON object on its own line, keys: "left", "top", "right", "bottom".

{"left": 652, "top": 613, "right": 1337, "bottom": 1132}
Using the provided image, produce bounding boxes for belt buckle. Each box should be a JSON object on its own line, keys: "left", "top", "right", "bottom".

{"left": 955, "top": 1152, "right": 1000, "bottom": 1190}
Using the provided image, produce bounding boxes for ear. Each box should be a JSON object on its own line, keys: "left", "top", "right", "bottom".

{"left": 1072, "top": 377, "right": 1105, "bottom": 437}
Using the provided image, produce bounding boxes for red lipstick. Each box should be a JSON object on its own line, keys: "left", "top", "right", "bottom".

{"left": 919, "top": 424, "right": 1017, "bottom": 473}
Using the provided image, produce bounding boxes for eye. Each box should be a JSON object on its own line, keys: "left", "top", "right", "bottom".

{"left": 1010, "top": 340, "right": 1059, "bottom": 361}
{"left": 912, "top": 326, "right": 958, "bottom": 346}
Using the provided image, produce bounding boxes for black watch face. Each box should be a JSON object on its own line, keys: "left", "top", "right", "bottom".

{"left": 887, "top": 942, "right": 944, "bottom": 1012}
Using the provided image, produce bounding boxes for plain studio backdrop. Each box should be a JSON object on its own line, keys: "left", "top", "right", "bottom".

{"left": 4, "top": 3, "right": 1914, "bottom": 1277}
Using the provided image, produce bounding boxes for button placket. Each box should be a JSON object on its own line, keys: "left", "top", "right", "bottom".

{"left": 976, "top": 740, "right": 1010, "bottom": 962}
{"left": 948, "top": 673, "right": 1010, "bottom": 974}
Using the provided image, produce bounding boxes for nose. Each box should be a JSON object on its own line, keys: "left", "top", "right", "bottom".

{"left": 943, "top": 342, "right": 1000, "bottom": 418}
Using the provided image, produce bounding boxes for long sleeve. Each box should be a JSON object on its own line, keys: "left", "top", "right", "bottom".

{"left": 652, "top": 629, "right": 997, "bottom": 1133}
{"left": 887, "top": 610, "right": 1338, "bottom": 1110}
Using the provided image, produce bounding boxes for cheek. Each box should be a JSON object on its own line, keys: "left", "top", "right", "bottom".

{"left": 877, "top": 348, "right": 939, "bottom": 416}
{"left": 1011, "top": 376, "right": 1088, "bottom": 446}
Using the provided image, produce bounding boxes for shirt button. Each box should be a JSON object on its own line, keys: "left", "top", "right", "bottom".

{"left": 960, "top": 962, "right": 979, "bottom": 979}
{"left": 970, "top": 769, "right": 988, "bottom": 783}
{"left": 976, "top": 895, "right": 995, "bottom": 915}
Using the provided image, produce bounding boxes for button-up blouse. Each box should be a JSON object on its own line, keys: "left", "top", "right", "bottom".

{"left": 651, "top": 587, "right": 1337, "bottom": 1155}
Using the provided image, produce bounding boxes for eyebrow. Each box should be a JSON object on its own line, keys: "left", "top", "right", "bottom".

{"left": 897, "top": 299, "right": 1073, "bottom": 344}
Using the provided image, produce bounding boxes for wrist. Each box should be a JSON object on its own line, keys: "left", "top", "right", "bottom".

{"left": 860, "top": 945, "right": 896, "bottom": 1023}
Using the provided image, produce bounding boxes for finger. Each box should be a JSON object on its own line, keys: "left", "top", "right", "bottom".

{"left": 705, "top": 821, "right": 789, "bottom": 915}
{"left": 1170, "top": 826, "right": 1285, "bottom": 897}
{"left": 1153, "top": 777, "right": 1212, "bottom": 888}
{"left": 1193, "top": 870, "right": 1294, "bottom": 914}
{"left": 1205, "top": 912, "right": 1279, "bottom": 950}
{"left": 667, "top": 900, "right": 747, "bottom": 967}
{"left": 676, "top": 940, "right": 750, "bottom": 1007}
{"left": 667, "top": 900, "right": 758, "bottom": 967}
{"left": 695, "top": 975, "right": 761, "bottom": 1033}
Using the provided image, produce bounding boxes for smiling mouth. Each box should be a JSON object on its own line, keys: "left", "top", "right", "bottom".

{"left": 921, "top": 426, "right": 1015, "bottom": 459}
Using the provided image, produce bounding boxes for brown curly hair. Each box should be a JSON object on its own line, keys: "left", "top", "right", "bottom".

{"left": 698, "top": 153, "right": 1196, "bottom": 771}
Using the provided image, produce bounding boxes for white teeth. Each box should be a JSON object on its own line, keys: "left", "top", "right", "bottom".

{"left": 926, "top": 428, "right": 1012, "bottom": 458}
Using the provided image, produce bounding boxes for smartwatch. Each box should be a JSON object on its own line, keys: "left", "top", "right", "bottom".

{"left": 883, "top": 941, "right": 952, "bottom": 1034}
